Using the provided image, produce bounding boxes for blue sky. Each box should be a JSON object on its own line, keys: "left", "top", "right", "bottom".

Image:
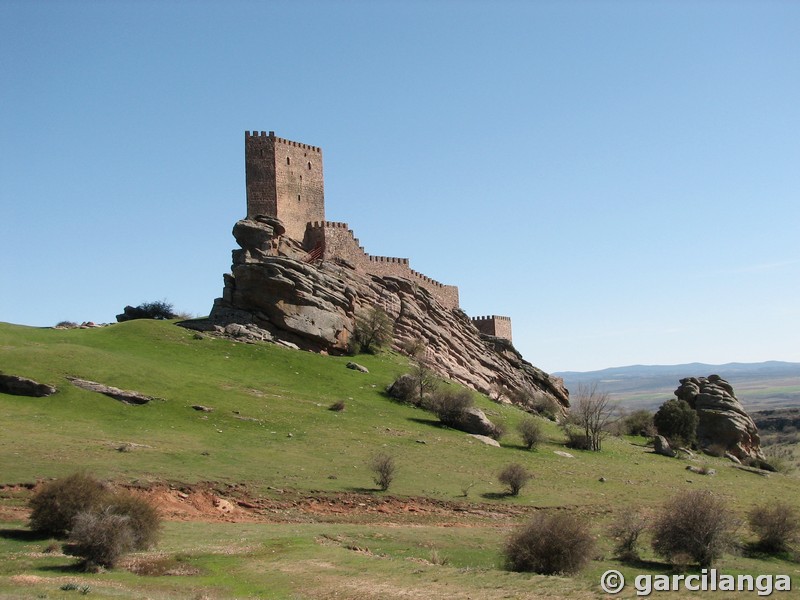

{"left": 1, "top": 0, "right": 798, "bottom": 372}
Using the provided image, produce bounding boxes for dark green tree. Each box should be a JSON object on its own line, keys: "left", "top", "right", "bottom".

{"left": 653, "top": 398, "right": 698, "bottom": 447}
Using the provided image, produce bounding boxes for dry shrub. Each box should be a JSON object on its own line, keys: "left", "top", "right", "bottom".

{"left": 399, "top": 337, "right": 426, "bottom": 359}
{"left": 563, "top": 427, "right": 591, "bottom": 451}
{"left": 106, "top": 491, "right": 161, "bottom": 550}
{"left": 504, "top": 512, "right": 594, "bottom": 574}
{"left": 69, "top": 510, "right": 135, "bottom": 569}
{"left": 651, "top": 489, "right": 738, "bottom": 568}
{"left": 609, "top": 509, "right": 648, "bottom": 561}
{"left": 490, "top": 421, "right": 507, "bottom": 441}
{"left": 517, "top": 418, "right": 543, "bottom": 450}
{"left": 748, "top": 502, "right": 800, "bottom": 553}
{"left": 620, "top": 410, "right": 656, "bottom": 437}
{"left": 369, "top": 452, "right": 396, "bottom": 491}
{"left": 427, "top": 388, "right": 474, "bottom": 428}
{"left": 29, "top": 473, "right": 109, "bottom": 537}
{"left": 498, "top": 463, "right": 532, "bottom": 496}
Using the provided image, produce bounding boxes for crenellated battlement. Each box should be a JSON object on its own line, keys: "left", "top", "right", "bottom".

{"left": 470, "top": 315, "right": 513, "bottom": 342}
{"left": 368, "top": 255, "right": 410, "bottom": 265}
{"left": 471, "top": 315, "right": 512, "bottom": 323}
{"left": 245, "top": 130, "right": 321, "bottom": 153}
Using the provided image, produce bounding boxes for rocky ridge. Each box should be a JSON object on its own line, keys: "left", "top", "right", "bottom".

{"left": 186, "top": 216, "right": 569, "bottom": 412}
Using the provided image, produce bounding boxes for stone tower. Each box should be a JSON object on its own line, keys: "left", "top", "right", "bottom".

{"left": 245, "top": 131, "right": 325, "bottom": 243}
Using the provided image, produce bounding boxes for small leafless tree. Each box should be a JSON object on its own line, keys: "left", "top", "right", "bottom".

{"left": 517, "top": 417, "right": 543, "bottom": 450}
{"left": 352, "top": 306, "right": 394, "bottom": 354}
{"left": 369, "top": 452, "right": 396, "bottom": 491}
{"left": 566, "top": 383, "right": 615, "bottom": 451}
{"left": 609, "top": 509, "right": 649, "bottom": 561}
{"left": 498, "top": 463, "right": 532, "bottom": 496}
{"left": 411, "top": 359, "right": 438, "bottom": 406}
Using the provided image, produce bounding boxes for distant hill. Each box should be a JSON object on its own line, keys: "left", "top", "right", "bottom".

{"left": 554, "top": 361, "right": 800, "bottom": 411}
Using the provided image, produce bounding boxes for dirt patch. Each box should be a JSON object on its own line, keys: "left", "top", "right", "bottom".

{"left": 1, "top": 480, "right": 577, "bottom": 527}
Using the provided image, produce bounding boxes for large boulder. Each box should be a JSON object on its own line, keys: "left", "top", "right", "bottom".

{"left": 653, "top": 435, "right": 677, "bottom": 457}
{"left": 674, "top": 375, "right": 764, "bottom": 462}
{"left": 457, "top": 406, "right": 497, "bottom": 436}
{"left": 0, "top": 374, "right": 56, "bottom": 397}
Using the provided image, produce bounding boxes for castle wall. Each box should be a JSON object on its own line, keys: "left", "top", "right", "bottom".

{"left": 305, "top": 221, "right": 460, "bottom": 310}
{"left": 471, "top": 315, "right": 513, "bottom": 342}
{"left": 245, "top": 131, "right": 324, "bottom": 242}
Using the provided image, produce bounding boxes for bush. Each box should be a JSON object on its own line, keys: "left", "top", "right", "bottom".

{"left": 651, "top": 489, "right": 737, "bottom": 568}
{"left": 653, "top": 399, "right": 698, "bottom": 447}
{"left": 105, "top": 491, "right": 161, "bottom": 551}
{"left": 498, "top": 463, "right": 532, "bottom": 496}
{"left": 29, "top": 474, "right": 161, "bottom": 569}
{"left": 489, "top": 421, "right": 507, "bottom": 441}
{"left": 517, "top": 418, "right": 543, "bottom": 450}
{"left": 369, "top": 452, "right": 396, "bottom": 491}
{"left": 116, "top": 300, "right": 177, "bottom": 322}
{"left": 609, "top": 509, "right": 648, "bottom": 561}
{"left": 351, "top": 306, "right": 393, "bottom": 354}
{"left": 29, "top": 473, "right": 109, "bottom": 537}
{"left": 620, "top": 410, "right": 656, "bottom": 437}
{"left": 504, "top": 512, "right": 594, "bottom": 574}
{"left": 399, "top": 337, "right": 426, "bottom": 359}
{"left": 427, "top": 389, "right": 474, "bottom": 428}
{"left": 563, "top": 427, "right": 591, "bottom": 450}
{"left": 55, "top": 321, "right": 79, "bottom": 329}
{"left": 748, "top": 502, "right": 800, "bottom": 553}
{"left": 69, "top": 510, "right": 135, "bottom": 569}
{"left": 329, "top": 400, "right": 346, "bottom": 412}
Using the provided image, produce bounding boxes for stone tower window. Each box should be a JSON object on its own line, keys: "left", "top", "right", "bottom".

{"left": 287, "top": 157, "right": 291, "bottom": 165}
{"left": 307, "top": 162, "right": 312, "bottom": 170}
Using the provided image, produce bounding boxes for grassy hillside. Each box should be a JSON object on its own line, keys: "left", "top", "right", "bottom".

{"left": 2, "top": 320, "right": 800, "bottom": 599}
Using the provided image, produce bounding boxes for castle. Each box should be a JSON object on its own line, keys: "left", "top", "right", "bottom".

{"left": 244, "top": 130, "right": 512, "bottom": 341}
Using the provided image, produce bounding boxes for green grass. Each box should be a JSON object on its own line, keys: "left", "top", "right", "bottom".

{"left": 2, "top": 319, "right": 800, "bottom": 598}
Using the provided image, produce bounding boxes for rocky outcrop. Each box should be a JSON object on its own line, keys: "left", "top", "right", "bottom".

{"left": 194, "top": 217, "right": 569, "bottom": 413}
{"left": 67, "top": 377, "right": 155, "bottom": 405}
{"left": 674, "top": 375, "right": 764, "bottom": 461}
{"left": 0, "top": 374, "right": 57, "bottom": 397}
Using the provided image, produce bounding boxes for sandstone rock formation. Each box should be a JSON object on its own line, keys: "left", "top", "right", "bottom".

{"left": 0, "top": 374, "right": 57, "bottom": 397}
{"left": 674, "top": 375, "right": 764, "bottom": 462}
{"left": 193, "top": 217, "right": 569, "bottom": 413}
{"left": 67, "top": 377, "right": 155, "bottom": 405}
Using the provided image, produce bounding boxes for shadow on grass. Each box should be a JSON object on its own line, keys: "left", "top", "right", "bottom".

{"left": 37, "top": 562, "right": 83, "bottom": 574}
{"left": 481, "top": 492, "right": 512, "bottom": 500}
{"left": 741, "top": 542, "right": 799, "bottom": 562}
{"left": 0, "top": 528, "right": 52, "bottom": 542}
{"left": 618, "top": 557, "right": 669, "bottom": 571}
{"left": 407, "top": 417, "right": 446, "bottom": 429}
{"left": 344, "top": 486, "right": 382, "bottom": 494}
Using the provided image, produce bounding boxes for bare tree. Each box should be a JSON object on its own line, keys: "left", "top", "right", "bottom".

{"left": 369, "top": 452, "right": 396, "bottom": 491}
{"left": 567, "top": 383, "right": 615, "bottom": 451}
{"left": 411, "top": 358, "right": 438, "bottom": 406}
{"left": 352, "top": 306, "right": 394, "bottom": 354}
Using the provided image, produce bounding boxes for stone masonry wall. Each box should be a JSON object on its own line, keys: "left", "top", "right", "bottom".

{"left": 471, "top": 315, "right": 513, "bottom": 342}
{"left": 304, "top": 221, "right": 460, "bottom": 310}
{"left": 245, "top": 131, "right": 325, "bottom": 242}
